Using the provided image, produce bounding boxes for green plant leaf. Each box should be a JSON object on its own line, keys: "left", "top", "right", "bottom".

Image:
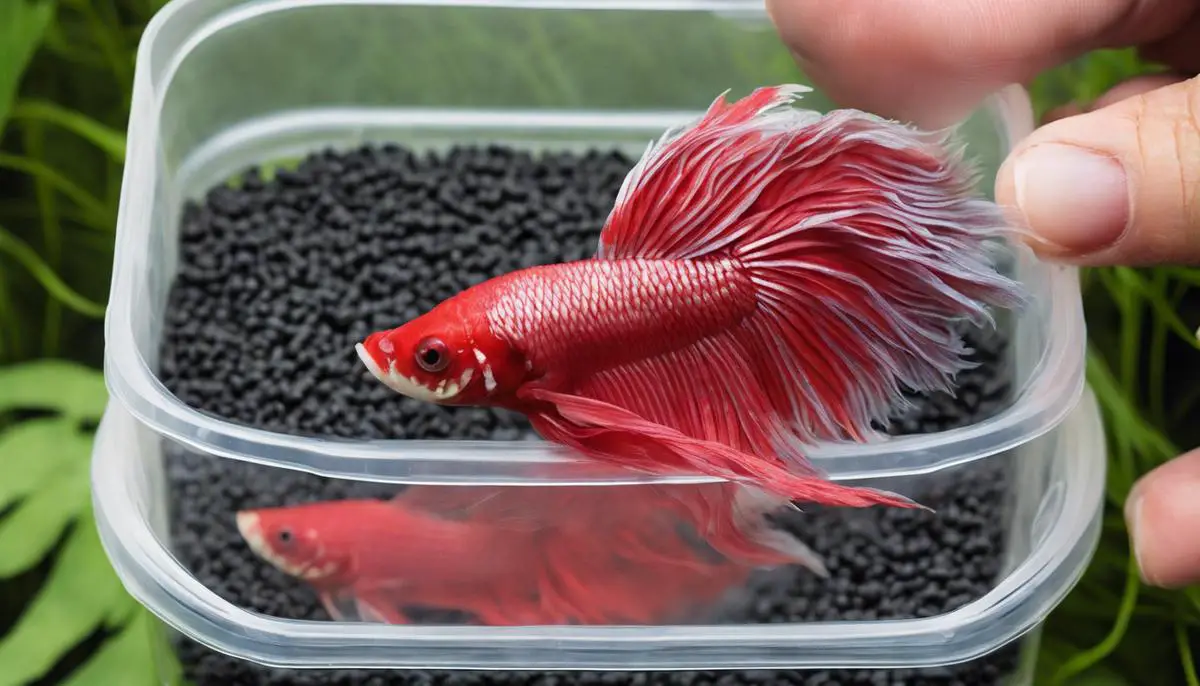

{"left": 59, "top": 609, "right": 159, "bottom": 686}
{"left": 0, "top": 416, "right": 93, "bottom": 512}
{"left": 0, "top": 358, "right": 107, "bottom": 419}
{"left": 0, "top": 456, "right": 91, "bottom": 577}
{"left": 0, "top": 508, "right": 135, "bottom": 686}
{"left": 0, "top": 361, "right": 119, "bottom": 673}
{"left": 0, "top": 0, "right": 57, "bottom": 129}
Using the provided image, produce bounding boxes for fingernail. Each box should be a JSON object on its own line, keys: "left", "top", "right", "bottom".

{"left": 1011, "top": 143, "right": 1130, "bottom": 256}
{"left": 1124, "top": 485, "right": 1155, "bottom": 585}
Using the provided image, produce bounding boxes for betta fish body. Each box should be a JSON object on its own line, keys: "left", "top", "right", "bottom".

{"left": 237, "top": 480, "right": 820, "bottom": 626}
{"left": 357, "top": 84, "right": 1027, "bottom": 510}
{"left": 235, "top": 497, "right": 535, "bottom": 624}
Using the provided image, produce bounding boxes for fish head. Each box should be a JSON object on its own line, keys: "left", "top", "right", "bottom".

{"left": 357, "top": 301, "right": 525, "bottom": 406}
{"left": 235, "top": 502, "right": 358, "bottom": 586}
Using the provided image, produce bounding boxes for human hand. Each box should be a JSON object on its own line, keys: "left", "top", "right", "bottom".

{"left": 764, "top": 0, "right": 1200, "bottom": 588}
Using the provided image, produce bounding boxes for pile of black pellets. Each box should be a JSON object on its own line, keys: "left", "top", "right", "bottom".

{"left": 159, "top": 143, "right": 1024, "bottom": 685}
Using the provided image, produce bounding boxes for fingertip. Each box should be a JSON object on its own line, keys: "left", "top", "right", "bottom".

{"left": 998, "top": 76, "right": 1200, "bottom": 266}
{"left": 1126, "top": 447, "right": 1200, "bottom": 589}
{"left": 996, "top": 133, "right": 1131, "bottom": 261}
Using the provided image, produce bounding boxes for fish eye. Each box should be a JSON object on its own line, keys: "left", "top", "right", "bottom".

{"left": 277, "top": 528, "right": 293, "bottom": 545}
{"left": 414, "top": 337, "right": 450, "bottom": 373}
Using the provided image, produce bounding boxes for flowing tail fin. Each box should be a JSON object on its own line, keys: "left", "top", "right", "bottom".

{"left": 525, "top": 387, "right": 926, "bottom": 510}
{"left": 597, "top": 84, "right": 1028, "bottom": 449}
{"left": 387, "top": 480, "right": 823, "bottom": 625}
{"left": 520, "top": 85, "right": 1028, "bottom": 506}
{"left": 525, "top": 480, "right": 820, "bottom": 625}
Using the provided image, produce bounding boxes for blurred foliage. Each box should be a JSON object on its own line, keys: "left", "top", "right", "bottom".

{"left": 0, "top": 1, "right": 1196, "bottom": 684}
{"left": 0, "top": 362, "right": 157, "bottom": 686}
{"left": 0, "top": 1, "right": 164, "bottom": 684}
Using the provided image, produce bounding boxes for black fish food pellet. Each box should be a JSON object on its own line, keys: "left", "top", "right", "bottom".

{"left": 158, "top": 143, "right": 1024, "bottom": 685}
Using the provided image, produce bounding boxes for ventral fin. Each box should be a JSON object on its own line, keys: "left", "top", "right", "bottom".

{"left": 353, "top": 592, "right": 409, "bottom": 624}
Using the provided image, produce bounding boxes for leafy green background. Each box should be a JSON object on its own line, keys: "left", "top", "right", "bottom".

{"left": 0, "top": 1, "right": 1197, "bottom": 685}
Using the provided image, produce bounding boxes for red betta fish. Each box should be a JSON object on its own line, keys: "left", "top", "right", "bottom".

{"left": 237, "top": 480, "right": 821, "bottom": 626}
{"left": 235, "top": 497, "right": 535, "bottom": 624}
{"left": 356, "top": 84, "right": 1028, "bottom": 510}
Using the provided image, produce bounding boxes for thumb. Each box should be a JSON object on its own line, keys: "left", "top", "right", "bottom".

{"left": 996, "top": 75, "right": 1200, "bottom": 266}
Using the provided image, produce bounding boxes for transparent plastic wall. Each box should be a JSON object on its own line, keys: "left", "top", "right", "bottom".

{"left": 106, "top": 0, "right": 1086, "bottom": 484}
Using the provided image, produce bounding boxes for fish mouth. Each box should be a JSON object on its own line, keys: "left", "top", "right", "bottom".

{"left": 356, "top": 343, "right": 389, "bottom": 384}
{"left": 235, "top": 511, "right": 283, "bottom": 569}
{"left": 355, "top": 342, "right": 472, "bottom": 403}
{"left": 236, "top": 511, "right": 263, "bottom": 546}
{"left": 235, "top": 511, "right": 336, "bottom": 581}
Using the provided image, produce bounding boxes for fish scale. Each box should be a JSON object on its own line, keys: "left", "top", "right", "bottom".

{"left": 481, "top": 258, "right": 755, "bottom": 375}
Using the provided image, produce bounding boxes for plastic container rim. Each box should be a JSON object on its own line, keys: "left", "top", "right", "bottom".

{"left": 89, "top": 386, "right": 1106, "bottom": 671}
{"left": 102, "top": 0, "right": 1087, "bottom": 483}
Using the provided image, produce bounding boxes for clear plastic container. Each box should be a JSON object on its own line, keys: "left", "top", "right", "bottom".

{"left": 92, "top": 0, "right": 1100, "bottom": 678}
{"left": 92, "top": 382, "right": 1105, "bottom": 674}
{"left": 104, "top": 0, "right": 1086, "bottom": 484}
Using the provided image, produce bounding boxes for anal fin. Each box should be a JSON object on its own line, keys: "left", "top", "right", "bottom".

{"left": 353, "top": 591, "right": 410, "bottom": 624}
{"left": 318, "top": 589, "right": 358, "bottom": 622}
{"left": 521, "top": 386, "right": 927, "bottom": 511}
{"left": 564, "top": 333, "right": 829, "bottom": 479}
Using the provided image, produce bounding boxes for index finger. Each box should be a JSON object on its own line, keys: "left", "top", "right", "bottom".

{"left": 765, "top": 0, "right": 1194, "bottom": 127}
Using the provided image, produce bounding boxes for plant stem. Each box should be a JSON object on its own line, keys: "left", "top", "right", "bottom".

{"left": 1116, "top": 268, "right": 1143, "bottom": 402}
{"left": 78, "top": 0, "right": 134, "bottom": 97}
{"left": 1049, "top": 550, "right": 1141, "bottom": 685}
{"left": 21, "top": 122, "right": 63, "bottom": 357}
{"left": 1179, "top": 622, "right": 1199, "bottom": 686}
{"left": 0, "top": 225, "right": 106, "bottom": 319}
{"left": 9, "top": 100, "right": 127, "bottom": 162}
{"left": 0, "top": 273, "right": 16, "bottom": 362}
{"left": 0, "top": 154, "right": 112, "bottom": 231}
